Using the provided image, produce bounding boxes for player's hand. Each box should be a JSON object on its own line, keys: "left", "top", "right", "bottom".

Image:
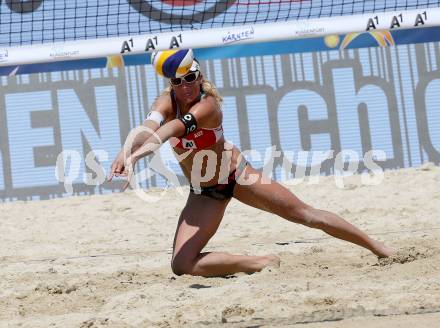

{"left": 108, "top": 150, "right": 128, "bottom": 181}
{"left": 121, "top": 155, "right": 138, "bottom": 191}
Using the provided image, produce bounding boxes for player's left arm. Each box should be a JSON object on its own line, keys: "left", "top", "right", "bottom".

{"left": 126, "top": 97, "right": 219, "bottom": 161}
{"left": 121, "top": 97, "right": 220, "bottom": 190}
{"left": 186, "top": 96, "right": 221, "bottom": 130}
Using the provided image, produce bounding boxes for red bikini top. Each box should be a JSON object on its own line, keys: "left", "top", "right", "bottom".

{"left": 169, "top": 91, "right": 224, "bottom": 150}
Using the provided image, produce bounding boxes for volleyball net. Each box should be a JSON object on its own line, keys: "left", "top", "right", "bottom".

{"left": 1, "top": 0, "right": 440, "bottom": 65}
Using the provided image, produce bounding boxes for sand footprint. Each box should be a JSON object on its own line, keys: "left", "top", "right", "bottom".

{"left": 221, "top": 305, "right": 255, "bottom": 323}
{"left": 377, "top": 246, "right": 427, "bottom": 266}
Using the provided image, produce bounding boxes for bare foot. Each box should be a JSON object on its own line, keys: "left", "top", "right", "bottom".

{"left": 373, "top": 242, "right": 394, "bottom": 258}
{"left": 259, "top": 254, "right": 281, "bottom": 270}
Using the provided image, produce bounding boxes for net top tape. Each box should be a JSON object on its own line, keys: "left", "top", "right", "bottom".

{"left": 1, "top": 0, "right": 439, "bottom": 46}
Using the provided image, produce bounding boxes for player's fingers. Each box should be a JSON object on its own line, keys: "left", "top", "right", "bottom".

{"left": 108, "top": 162, "right": 117, "bottom": 181}
{"left": 115, "top": 161, "right": 124, "bottom": 173}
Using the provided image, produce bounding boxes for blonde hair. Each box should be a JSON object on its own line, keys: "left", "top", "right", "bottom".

{"left": 201, "top": 79, "right": 223, "bottom": 106}
{"left": 160, "top": 77, "right": 223, "bottom": 107}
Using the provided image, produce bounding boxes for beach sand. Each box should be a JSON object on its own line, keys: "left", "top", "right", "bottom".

{"left": 1, "top": 165, "right": 440, "bottom": 327}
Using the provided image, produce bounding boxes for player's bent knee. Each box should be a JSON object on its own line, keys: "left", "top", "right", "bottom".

{"left": 171, "top": 257, "right": 194, "bottom": 276}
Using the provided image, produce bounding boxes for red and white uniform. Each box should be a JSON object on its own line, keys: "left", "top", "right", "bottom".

{"left": 171, "top": 125, "right": 224, "bottom": 149}
{"left": 169, "top": 91, "right": 224, "bottom": 149}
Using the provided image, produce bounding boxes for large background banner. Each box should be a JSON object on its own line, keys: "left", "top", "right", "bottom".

{"left": 0, "top": 39, "right": 439, "bottom": 201}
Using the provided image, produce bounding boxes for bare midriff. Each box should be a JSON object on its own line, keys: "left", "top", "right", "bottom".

{"left": 172, "top": 136, "right": 243, "bottom": 187}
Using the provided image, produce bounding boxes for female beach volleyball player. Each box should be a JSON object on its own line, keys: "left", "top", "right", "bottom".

{"left": 108, "top": 49, "right": 393, "bottom": 277}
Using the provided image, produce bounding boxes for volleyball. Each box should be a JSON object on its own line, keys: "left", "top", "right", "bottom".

{"left": 151, "top": 49, "right": 194, "bottom": 79}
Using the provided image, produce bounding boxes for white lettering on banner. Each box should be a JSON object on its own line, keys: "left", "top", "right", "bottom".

{"left": 394, "top": 46, "right": 420, "bottom": 165}
{"left": 240, "top": 149, "right": 262, "bottom": 166}
{"left": 425, "top": 79, "right": 440, "bottom": 152}
{"left": 332, "top": 66, "right": 394, "bottom": 158}
{"left": 0, "top": 150, "right": 4, "bottom": 190}
{"left": 0, "top": 49, "right": 8, "bottom": 63}
{"left": 5, "top": 91, "right": 59, "bottom": 188}
{"left": 84, "top": 150, "right": 108, "bottom": 185}
{"left": 246, "top": 94, "right": 271, "bottom": 169}
{"left": 222, "top": 27, "right": 255, "bottom": 44}
{"left": 362, "top": 150, "right": 386, "bottom": 185}
{"left": 261, "top": 146, "right": 281, "bottom": 184}
{"left": 55, "top": 150, "right": 81, "bottom": 194}
{"left": 55, "top": 149, "right": 110, "bottom": 193}
{"left": 334, "top": 150, "right": 360, "bottom": 189}
{"left": 49, "top": 46, "right": 80, "bottom": 59}
{"left": 278, "top": 89, "right": 330, "bottom": 162}
{"left": 221, "top": 96, "right": 241, "bottom": 148}
{"left": 282, "top": 151, "right": 319, "bottom": 181}
{"left": 3, "top": 45, "right": 440, "bottom": 200}
{"left": 58, "top": 86, "right": 121, "bottom": 183}
{"left": 308, "top": 150, "right": 334, "bottom": 184}
{"left": 295, "top": 22, "right": 325, "bottom": 37}
{"left": 280, "top": 151, "right": 331, "bottom": 185}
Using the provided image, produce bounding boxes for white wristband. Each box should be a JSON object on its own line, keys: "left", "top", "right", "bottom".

{"left": 146, "top": 111, "right": 165, "bottom": 126}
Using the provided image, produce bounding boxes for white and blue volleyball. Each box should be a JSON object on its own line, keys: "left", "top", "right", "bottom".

{"left": 151, "top": 49, "right": 194, "bottom": 78}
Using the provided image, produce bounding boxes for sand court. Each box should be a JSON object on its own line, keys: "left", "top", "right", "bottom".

{"left": 1, "top": 165, "right": 440, "bottom": 327}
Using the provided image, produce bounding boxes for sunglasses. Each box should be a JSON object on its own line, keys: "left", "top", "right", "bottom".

{"left": 170, "top": 71, "right": 200, "bottom": 86}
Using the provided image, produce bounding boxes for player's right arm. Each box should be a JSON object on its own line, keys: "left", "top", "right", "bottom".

{"left": 126, "top": 95, "right": 172, "bottom": 155}
{"left": 108, "top": 95, "right": 172, "bottom": 181}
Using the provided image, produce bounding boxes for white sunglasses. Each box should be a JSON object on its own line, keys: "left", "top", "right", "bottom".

{"left": 170, "top": 70, "right": 200, "bottom": 86}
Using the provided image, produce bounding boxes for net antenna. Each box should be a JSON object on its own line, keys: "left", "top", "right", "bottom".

{"left": 1, "top": 1, "right": 439, "bottom": 66}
